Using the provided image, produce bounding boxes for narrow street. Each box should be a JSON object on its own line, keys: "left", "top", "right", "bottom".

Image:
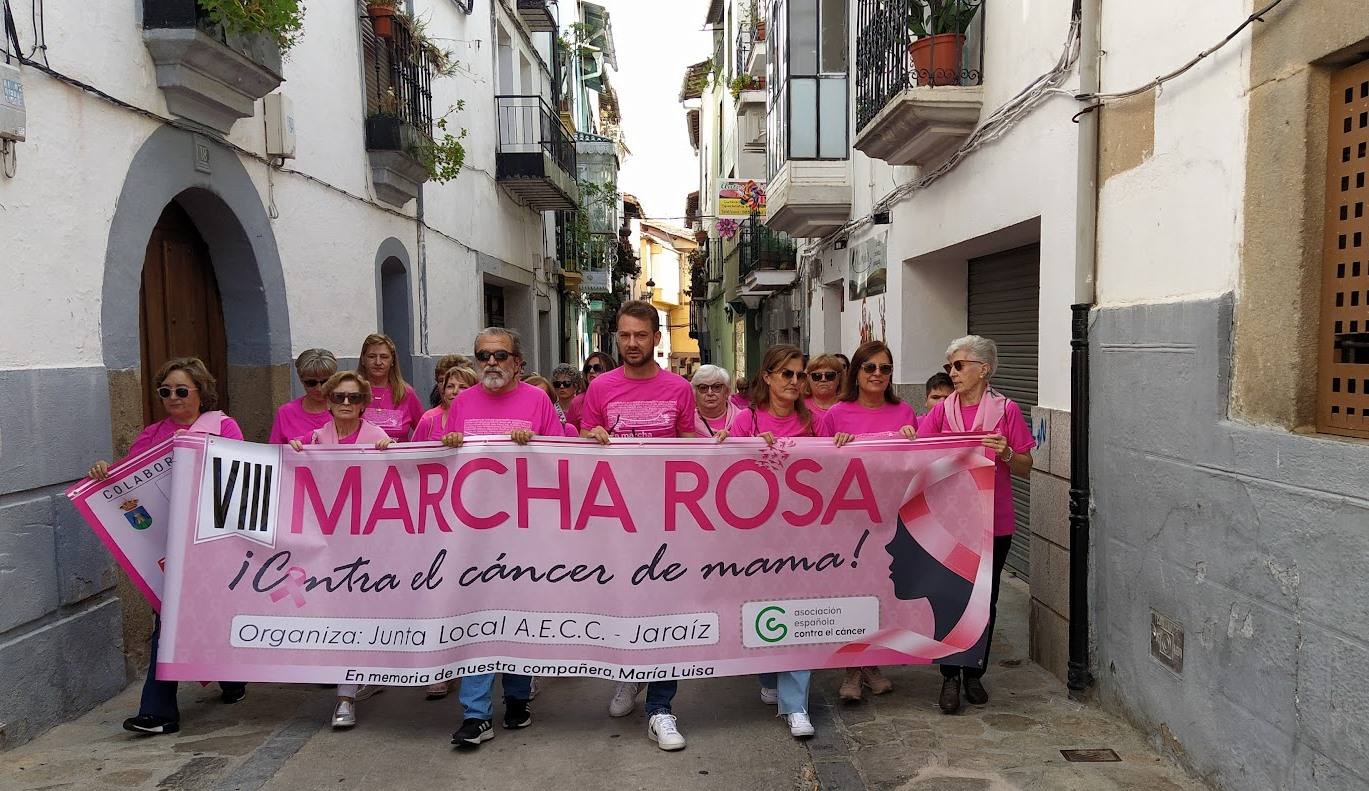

{"left": 0, "top": 583, "right": 1202, "bottom": 791}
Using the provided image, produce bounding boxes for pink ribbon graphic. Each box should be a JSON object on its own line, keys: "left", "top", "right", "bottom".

{"left": 268, "top": 566, "right": 309, "bottom": 608}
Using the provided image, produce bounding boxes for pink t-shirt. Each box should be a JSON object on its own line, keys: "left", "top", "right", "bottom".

{"left": 581, "top": 367, "right": 696, "bottom": 438}
{"left": 366, "top": 384, "right": 424, "bottom": 439}
{"left": 566, "top": 393, "right": 584, "bottom": 428}
{"left": 410, "top": 406, "right": 451, "bottom": 443}
{"left": 730, "top": 406, "right": 826, "bottom": 438}
{"left": 694, "top": 402, "right": 741, "bottom": 437}
{"left": 805, "top": 398, "right": 838, "bottom": 420}
{"left": 268, "top": 397, "right": 332, "bottom": 444}
{"left": 920, "top": 398, "right": 1034, "bottom": 536}
{"left": 821, "top": 400, "right": 919, "bottom": 438}
{"left": 128, "top": 414, "right": 243, "bottom": 457}
{"left": 446, "top": 381, "right": 563, "bottom": 437}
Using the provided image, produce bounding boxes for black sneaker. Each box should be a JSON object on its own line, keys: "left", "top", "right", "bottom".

{"left": 963, "top": 677, "right": 989, "bottom": 705}
{"left": 451, "top": 718, "right": 494, "bottom": 747}
{"left": 503, "top": 698, "right": 532, "bottom": 729}
{"left": 220, "top": 684, "right": 247, "bottom": 704}
{"left": 123, "top": 714, "right": 180, "bottom": 735}
{"left": 938, "top": 677, "right": 961, "bottom": 714}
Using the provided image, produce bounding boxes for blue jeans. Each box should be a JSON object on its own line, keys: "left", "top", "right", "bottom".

{"left": 758, "top": 671, "right": 810, "bottom": 715}
{"left": 644, "top": 680, "right": 677, "bottom": 716}
{"left": 140, "top": 616, "right": 245, "bottom": 721}
{"left": 459, "top": 673, "right": 531, "bottom": 721}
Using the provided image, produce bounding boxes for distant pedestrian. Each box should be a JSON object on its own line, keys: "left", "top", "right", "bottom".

{"left": 918, "top": 335, "right": 1034, "bottom": 714}
{"left": 87, "top": 357, "right": 248, "bottom": 736}
{"left": 411, "top": 366, "right": 476, "bottom": 443}
{"left": 731, "top": 376, "right": 749, "bottom": 408}
{"left": 923, "top": 371, "right": 953, "bottom": 412}
{"left": 355, "top": 333, "right": 424, "bottom": 440}
{"left": 268, "top": 348, "right": 337, "bottom": 444}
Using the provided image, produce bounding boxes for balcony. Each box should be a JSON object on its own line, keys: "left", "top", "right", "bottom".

{"left": 737, "top": 220, "right": 797, "bottom": 306}
{"left": 734, "top": 75, "right": 767, "bottom": 111}
{"left": 764, "top": 159, "right": 852, "bottom": 237}
{"left": 363, "top": 18, "right": 435, "bottom": 207}
{"left": 516, "top": 0, "right": 558, "bottom": 33}
{"left": 496, "top": 95, "right": 580, "bottom": 211}
{"left": 141, "top": 0, "right": 284, "bottom": 133}
{"left": 853, "top": 0, "right": 984, "bottom": 167}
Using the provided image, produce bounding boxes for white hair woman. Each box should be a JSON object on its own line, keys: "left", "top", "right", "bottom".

{"left": 918, "top": 335, "right": 1035, "bottom": 714}
{"left": 691, "top": 364, "right": 740, "bottom": 436}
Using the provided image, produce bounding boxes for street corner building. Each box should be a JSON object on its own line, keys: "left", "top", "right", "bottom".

{"left": 0, "top": 0, "right": 635, "bottom": 746}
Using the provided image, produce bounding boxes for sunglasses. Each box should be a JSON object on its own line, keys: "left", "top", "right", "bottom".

{"left": 474, "top": 350, "right": 514, "bottom": 363}
{"left": 860, "top": 363, "right": 894, "bottom": 376}
{"left": 552, "top": 381, "right": 576, "bottom": 389}
{"left": 156, "top": 385, "right": 197, "bottom": 400}
{"left": 771, "top": 369, "right": 808, "bottom": 381}
{"left": 943, "top": 359, "right": 985, "bottom": 373}
{"left": 695, "top": 383, "right": 727, "bottom": 393}
{"left": 585, "top": 363, "right": 604, "bottom": 373}
{"left": 329, "top": 392, "right": 367, "bottom": 405}
{"left": 301, "top": 378, "right": 326, "bottom": 388}
{"left": 809, "top": 371, "right": 839, "bottom": 382}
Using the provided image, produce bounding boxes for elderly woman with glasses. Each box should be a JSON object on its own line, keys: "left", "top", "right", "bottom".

{"left": 916, "top": 335, "right": 1034, "bottom": 715}
{"left": 804, "top": 354, "right": 844, "bottom": 417}
{"left": 268, "top": 349, "right": 338, "bottom": 444}
{"left": 690, "top": 364, "right": 741, "bottom": 436}
{"left": 87, "top": 357, "right": 246, "bottom": 736}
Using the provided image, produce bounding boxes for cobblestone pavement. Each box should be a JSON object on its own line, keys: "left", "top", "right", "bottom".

{"left": 0, "top": 581, "right": 1206, "bottom": 791}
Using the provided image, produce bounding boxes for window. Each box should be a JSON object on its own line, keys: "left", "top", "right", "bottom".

{"left": 1318, "top": 59, "right": 1369, "bottom": 438}
{"left": 769, "top": 0, "right": 849, "bottom": 173}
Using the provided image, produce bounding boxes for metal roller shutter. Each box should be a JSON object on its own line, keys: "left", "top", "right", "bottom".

{"left": 968, "top": 245, "right": 1040, "bottom": 580}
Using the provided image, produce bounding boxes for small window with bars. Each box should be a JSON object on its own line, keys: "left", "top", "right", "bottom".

{"left": 1318, "top": 59, "right": 1369, "bottom": 439}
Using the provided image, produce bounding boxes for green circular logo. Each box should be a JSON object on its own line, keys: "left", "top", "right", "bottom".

{"left": 755, "top": 605, "right": 787, "bottom": 643}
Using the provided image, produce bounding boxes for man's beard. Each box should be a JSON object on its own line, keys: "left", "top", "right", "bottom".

{"left": 622, "top": 348, "right": 649, "bottom": 367}
{"left": 482, "top": 369, "right": 509, "bottom": 389}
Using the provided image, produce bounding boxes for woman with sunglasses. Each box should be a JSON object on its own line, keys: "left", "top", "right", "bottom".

{"left": 549, "top": 363, "right": 583, "bottom": 432}
{"left": 88, "top": 357, "right": 247, "bottom": 735}
{"left": 268, "top": 349, "right": 338, "bottom": 444}
{"left": 288, "top": 371, "right": 393, "bottom": 728}
{"left": 804, "top": 354, "right": 844, "bottom": 417}
{"left": 571, "top": 352, "right": 617, "bottom": 429}
{"left": 690, "top": 364, "right": 740, "bottom": 436}
{"left": 821, "top": 340, "right": 918, "bottom": 702}
{"left": 916, "top": 335, "right": 1034, "bottom": 715}
{"left": 355, "top": 333, "right": 424, "bottom": 440}
{"left": 719, "top": 345, "right": 821, "bottom": 738}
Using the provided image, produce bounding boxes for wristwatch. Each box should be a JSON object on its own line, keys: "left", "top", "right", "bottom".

{"left": 1000, "top": 446, "right": 1015, "bottom": 463}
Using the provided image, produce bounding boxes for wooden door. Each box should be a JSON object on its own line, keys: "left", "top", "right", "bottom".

{"left": 139, "top": 202, "right": 229, "bottom": 425}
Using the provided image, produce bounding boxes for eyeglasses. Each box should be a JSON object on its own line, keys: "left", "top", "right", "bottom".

{"left": 809, "top": 371, "right": 839, "bottom": 382}
{"left": 695, "top": 383, "right": 727, "bottom": 393}
{"left": 552, "top": 381, "right": 576, "bottom": 389}
{"left": 943, "top": 359, "right": 986, "bottom": 373}
{"left": 156, "top": 385, "right": 196, "bottom": 399}
{"left": 300, "top": 378, "right": 326, "bottom": 388}
{"left": 771, "top": 369, "right": 808, "bottom": 381}
{"left": 585, "top": 363, "right": 604, "bottom": 373}
{"left": 329, "top": 392, "right": 367, "bottom": 405}
{"left": 474, "top": 350, "right": 514, "bottom": 363}
{"left": 860, "top": 363, "right": 894, "bottom": 376}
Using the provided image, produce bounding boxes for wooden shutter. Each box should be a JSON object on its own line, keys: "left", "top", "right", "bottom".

{"left": 1318, "top": 60, "right": 1369, "bottom": 439}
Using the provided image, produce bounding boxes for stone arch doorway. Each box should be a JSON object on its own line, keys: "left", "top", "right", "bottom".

{"left": 138, "top": 200, "right": 230, "bottom": 425}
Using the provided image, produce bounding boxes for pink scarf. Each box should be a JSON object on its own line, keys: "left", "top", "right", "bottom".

{"left": 311, "top": 419, "right": 389, "bottom": 446}
{"left": 942, "top": 388, "right": 1007, "bottom": 433}
{"left": 188, "top": 410, "right": 227, "bottom": 435}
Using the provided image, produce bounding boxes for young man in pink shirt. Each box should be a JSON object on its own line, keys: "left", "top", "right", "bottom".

{"left": 582, "top": 300, "right": 696, "bottom": 751}
{"left": 440, "top": 327, "right": 560, "bottom": 749}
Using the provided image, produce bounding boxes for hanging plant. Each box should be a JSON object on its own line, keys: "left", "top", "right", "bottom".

{"left": 412, "top": 103, "right": 468, "bottom": 182}
{"left": 197, "top": 0, "right": 307, "bottom": 52}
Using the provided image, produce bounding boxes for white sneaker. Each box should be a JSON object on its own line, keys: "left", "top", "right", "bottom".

{"left": 331, "top": 700, "right": 356, "bottom": 729}
{"left": 608, "top": 681, "right": 644, "bottom": 717}
{"left": 529, "top": 677, "right": 541, "bottom": 701}
{"left": 354, "top": 685, "right": 383, "bottom": 702}
{"left": 647, "top": 712, "right": 686, "bottom": 751}
{"left": 785, "top": 712, "right": 815, "bottom": 738}
{"left": 759, "top": 687, "right": 779, "bottom": 705}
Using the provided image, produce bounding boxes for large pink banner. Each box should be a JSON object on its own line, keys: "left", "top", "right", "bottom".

{"left": 157, "top": 434, "right": 996, "bottom": 686}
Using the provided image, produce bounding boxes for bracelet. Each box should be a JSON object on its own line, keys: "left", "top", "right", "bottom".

{"left": 1000, "top": 447, "right": 1015, "bottom": 463}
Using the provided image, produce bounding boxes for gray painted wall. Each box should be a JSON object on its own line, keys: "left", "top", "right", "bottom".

{"left": 1091, "top": 294, "right": 1369, "bottom": 790}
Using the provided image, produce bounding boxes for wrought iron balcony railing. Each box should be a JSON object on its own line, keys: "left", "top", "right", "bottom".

{"left": 855, "top": 0, "right": 984, "bottom": 131}
{"left": 363, "top": 16, "right": 434, "bottom": 150}
{"left": 738, "top": 219, "right": 797, "bottom": 279}
{"left": 496, "top": 95, "right": 578, "bottom": 177}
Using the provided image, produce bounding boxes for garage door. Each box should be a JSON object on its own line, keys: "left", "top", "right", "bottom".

{"left": 968, "top": 245, "right": 1039, "bottom": 580}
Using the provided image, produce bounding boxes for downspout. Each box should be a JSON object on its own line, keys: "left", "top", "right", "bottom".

{"left": 407, "top": 0, "right": 429, "bottom": 365}
{"left": 1068, "top": 0, "right": 1100, "bottom": 698}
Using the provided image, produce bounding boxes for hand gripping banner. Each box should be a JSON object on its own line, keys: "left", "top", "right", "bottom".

{"left": 136, "top": 434, "right": 996, "bottom": 685}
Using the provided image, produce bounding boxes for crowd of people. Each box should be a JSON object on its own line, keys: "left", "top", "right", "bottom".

{"left": 88, "top": 299, "right": 1034, "bottom": 753}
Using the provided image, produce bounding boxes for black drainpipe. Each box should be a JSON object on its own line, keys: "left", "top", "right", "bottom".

{"left": 1067, "top": 303, "right": 1093, "bottom": 695}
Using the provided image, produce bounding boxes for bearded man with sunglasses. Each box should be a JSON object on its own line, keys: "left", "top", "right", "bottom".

{"left": 437, "top": 327, "right": 562, "bottom": 748}
{"left": 582, "top": 300, "right": 697, "bottom": 752}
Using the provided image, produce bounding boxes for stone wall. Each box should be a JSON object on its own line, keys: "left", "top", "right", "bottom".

{"left": 1028, "top": 406, "right": 1071, "bottom": 682}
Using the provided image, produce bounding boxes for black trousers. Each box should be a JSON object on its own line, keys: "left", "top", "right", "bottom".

{"left": 941, "top": 534, "right": 1013, "bottom": 681}
{"left": 139, "top": 616, "right": 246, "bottom": 721}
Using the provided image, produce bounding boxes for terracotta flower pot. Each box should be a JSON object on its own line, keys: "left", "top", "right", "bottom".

{"left": 367, "top": 4, "right": 397, "bottom": 39}
{"left": 908, "top": 33, "right": 965, "bottom": 87}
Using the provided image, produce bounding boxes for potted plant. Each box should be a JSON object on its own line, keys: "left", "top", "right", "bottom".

{"left": 366, "top": 0, "right": 399, "bottom": 39}
{"left": 906, "top": 0, "right": 979, "bottom": 86}
{"left": 196, "top": 0, "right": 306, "bottom": 53}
